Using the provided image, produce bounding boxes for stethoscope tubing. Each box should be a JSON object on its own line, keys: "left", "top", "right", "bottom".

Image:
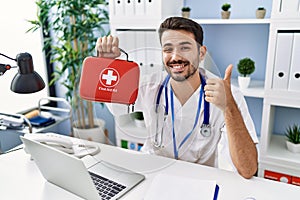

{"left": 153, "top": 72, "right": 210, "bottom": 150}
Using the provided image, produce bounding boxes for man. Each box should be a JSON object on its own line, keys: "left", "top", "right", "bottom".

{"left": 96, "top": 17, "right": 258, "bottom": 179}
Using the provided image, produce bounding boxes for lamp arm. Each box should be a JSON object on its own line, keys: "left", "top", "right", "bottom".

{"left": 0, "top": 53, "right": 18, "bottom": 75}
{"left": 0, "top": 63, "right": 17, "bottom": 76}
{"left": 0, "top": 53, "right": 17, "bottom": 61}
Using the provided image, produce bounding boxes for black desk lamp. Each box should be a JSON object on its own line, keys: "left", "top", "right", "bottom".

{"left": 0, "top": 52, "right": 45, "bottom": 93}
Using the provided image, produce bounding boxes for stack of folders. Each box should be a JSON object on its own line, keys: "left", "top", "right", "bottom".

{"left": 29, "top": 115, "right": 55, "bottom": 127}
{"left": 144, "top": 174, "right": 219, "bottom": 200}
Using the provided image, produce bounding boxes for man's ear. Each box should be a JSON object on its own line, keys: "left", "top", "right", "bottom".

{"left": 199, "top": 45, "right": 207, "bottom": 60}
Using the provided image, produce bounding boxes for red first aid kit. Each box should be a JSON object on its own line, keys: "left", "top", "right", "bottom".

{"left": 79, "top": 57, "right": 140, "bottom": 105}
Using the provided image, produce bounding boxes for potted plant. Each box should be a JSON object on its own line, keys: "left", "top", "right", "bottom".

{"left": 256, "top": 7, "right": 266, "bottom": 19}
{"left": 285, "top": 124, "right": 300, "bottom": 153}
{"left": 221, "top": 3, "right": 231, "bottom": 19}
{"left": 27, "top": 0, "right": 110, "bottom": 142}
{"left": 181, "top": 7, "right": 191, "bottom": 18}
{"left": 237, "top": 57, "right": 255, "bottom": 89}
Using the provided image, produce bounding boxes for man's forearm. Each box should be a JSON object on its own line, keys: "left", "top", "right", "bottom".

{"left": 224, "top": 97, "right": 258, "bottom": 179}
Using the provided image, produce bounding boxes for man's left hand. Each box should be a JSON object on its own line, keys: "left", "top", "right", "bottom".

{"left": 204, "top": 64, "right": 233, "bottom": 111}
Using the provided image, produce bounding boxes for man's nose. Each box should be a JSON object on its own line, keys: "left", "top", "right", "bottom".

{"left": 170, "top": 48, "right": 183, "bottom": 60}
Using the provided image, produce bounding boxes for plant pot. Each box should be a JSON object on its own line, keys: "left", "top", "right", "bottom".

{"left": 286, "top": 141, "right": 300, "bottom": 153}
{"left": 238, "top": 76, "right": 251, "bottom": 89}
{"left": 73, "top": 118, "right": 106, "bottom": 143}
{"left": 181, "top": 11, "right": 190, "bottom": 18}
{"left": 256, "top": 9, "right": 266, "bottom": 19}
{"left": 131, "top": 112, "right": 145, "bottom": 128}
{"left": 221, "top": 11, "right": 230, "bottom": 19}
{"left": 134, "top": 118, "right": 145, "bottom": 128}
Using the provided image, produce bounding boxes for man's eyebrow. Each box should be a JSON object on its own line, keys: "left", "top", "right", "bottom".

{"left": 179, "top": 41, "right": 193, "bottom": 45}
{"left": 162, "top": 43, "right": 172, "bottom": 48}
{"left": 162, "top": 41, "right": 193, "bottom": 47}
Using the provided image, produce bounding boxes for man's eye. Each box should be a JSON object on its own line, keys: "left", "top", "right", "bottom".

{"left": 163, "top": 48, "right": 173, "bottom": 53}
{"left": 181, "top": 46, "right": 191, "bottom": 51}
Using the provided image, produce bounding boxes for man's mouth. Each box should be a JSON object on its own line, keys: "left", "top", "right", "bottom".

{"left": 169, "top": 62, "right": 189, "bottom": 73}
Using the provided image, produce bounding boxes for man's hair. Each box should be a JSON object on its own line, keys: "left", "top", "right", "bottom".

{"left": 158, "top": 17, "right": 204, "bottom": 46}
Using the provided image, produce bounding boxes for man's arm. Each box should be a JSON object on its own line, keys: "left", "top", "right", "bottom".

{"left": 204, "top": 65, "right": 258, "bottom": 179}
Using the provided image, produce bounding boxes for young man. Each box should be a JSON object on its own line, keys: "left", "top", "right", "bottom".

{"left": 96, "top": 17, "right": 258, "bottom": 179}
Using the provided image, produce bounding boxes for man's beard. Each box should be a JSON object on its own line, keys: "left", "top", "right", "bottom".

{"left": 165, "top": 60, "right": 198, "bottom": 82}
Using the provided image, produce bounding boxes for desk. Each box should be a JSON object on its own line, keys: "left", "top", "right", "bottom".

{"left": 1, "top": 139, "right": 300, "bottom": 200}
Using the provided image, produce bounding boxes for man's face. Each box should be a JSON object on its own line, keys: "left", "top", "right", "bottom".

{"left": 161, "top": 30, "right": 202, "bottom": 82}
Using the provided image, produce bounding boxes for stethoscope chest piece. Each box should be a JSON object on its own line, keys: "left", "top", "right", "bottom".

{"left": 200, "top": 124, "right": 211, "bottom": 137}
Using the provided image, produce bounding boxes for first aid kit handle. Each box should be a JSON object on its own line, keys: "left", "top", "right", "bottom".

{"left": 97, "top": 48, "right": 130, "bottom": 62}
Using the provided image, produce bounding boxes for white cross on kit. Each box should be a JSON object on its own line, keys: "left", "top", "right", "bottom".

{"left": 102, "top": 70, "right": 117, "bottom": 85}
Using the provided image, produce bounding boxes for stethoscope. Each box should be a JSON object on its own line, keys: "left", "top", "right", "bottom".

{"left": 153, "top": 72, "right": 211, "bottom": 159}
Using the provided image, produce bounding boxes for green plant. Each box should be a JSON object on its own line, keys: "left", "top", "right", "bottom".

{"left": 132, "top": 111, "right": 144, "bottom": 121}
{"left": 237, "top": 57, "right": 255, "bottom": 77}
{"left": 27, "top": 0, "right": 109, "bottom": 129}
{"left": 221, "top": 3, "right": 231, "bottom": 11}
{"left": 181, "top": 7, "right": 191, "bottom": 12}
{"left": 285, "top": 124, "right": 300, "bottom": 144}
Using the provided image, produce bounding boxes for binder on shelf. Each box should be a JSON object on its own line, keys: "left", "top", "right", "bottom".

{"left": 135, "top": 0, "right": 145, "bottom": 15}
{"left": 272, "top": 32, "right": 293, "bottom": 90}
{"left": 280, "top": 0, "right": 300, "bottom": 13}
{"left": 124, "top": 0, "right": 135, "bottom": 16}
{"left": 288, "top": 33, "right": 300, "bottom": 92}
{"left": 114, "top": 0, "right": 124, "bottom": 16}
{"left": 145, "top": 31, "right": 162, "bottom": 75}
{"left": 117, "top": 30, "right": 136, "bottom": 62}
{"left": 135, "top": 31, "right": 147, "bottom": 74}
{"left": 145, "top": 0, "right": 159, "bottom": 16}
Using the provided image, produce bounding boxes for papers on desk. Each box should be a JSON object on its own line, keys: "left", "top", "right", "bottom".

{"left": 144, "top": 174, "right": 219, "bottom": 200}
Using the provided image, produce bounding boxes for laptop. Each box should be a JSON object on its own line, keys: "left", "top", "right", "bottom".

{"left": 20, "top": 136, "right": 145, "bottom": 200}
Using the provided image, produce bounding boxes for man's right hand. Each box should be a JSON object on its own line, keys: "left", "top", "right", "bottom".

{"left": 95, "top": 35, "right": 121, "bottom": 58}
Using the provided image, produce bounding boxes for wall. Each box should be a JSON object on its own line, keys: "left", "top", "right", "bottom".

{"left": 0, "top": 0, "right": 49, "bottom": 113}
{"left": 185, "top": 0, "right": 273, "bottom": 19}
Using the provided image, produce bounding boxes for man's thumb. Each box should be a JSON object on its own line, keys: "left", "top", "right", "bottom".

{"left": 224, "top": 64, "right": 233, "bottom": 82}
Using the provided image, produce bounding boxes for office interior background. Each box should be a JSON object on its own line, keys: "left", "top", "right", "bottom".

{"left": 1, "top": 0, "right": 300, "bottom": 184}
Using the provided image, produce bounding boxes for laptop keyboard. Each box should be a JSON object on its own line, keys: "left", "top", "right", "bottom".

{"left": 89, "top": 171, "right": 126, "bottom": 200}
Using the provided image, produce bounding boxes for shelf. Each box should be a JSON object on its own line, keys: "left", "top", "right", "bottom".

{"left": 265, "top": 135, "right": 300, "bottom": 170}
{"left": 192, "top": 18, "right": 271, "bottom": 25}
{"left": 231, "top": 79, "right": 265, "bottom": 98}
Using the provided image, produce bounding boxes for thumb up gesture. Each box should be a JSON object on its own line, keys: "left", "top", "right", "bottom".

{"left": 204, "top": 64, "right": 234, "bottom": 112}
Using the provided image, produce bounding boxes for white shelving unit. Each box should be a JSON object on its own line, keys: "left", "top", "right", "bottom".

{"left": 192, "top": 18, "right": 271, "bottom": 25}
{"left": 257, "top": 0, "right": 300, "bottom": 186}
{"left": 231, "top": 79, "right": 265, "bottom": 98}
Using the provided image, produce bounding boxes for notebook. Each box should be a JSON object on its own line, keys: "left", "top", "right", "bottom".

{"left": 144, "top": 173, "right": 219, "bottom": 200}
{"left": 20, "top": 136, "right": 145, "bottom": 200}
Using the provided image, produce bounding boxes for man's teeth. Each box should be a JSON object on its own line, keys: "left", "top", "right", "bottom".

{"left": 173, "top": 65, "right": 183, "bottom": 69}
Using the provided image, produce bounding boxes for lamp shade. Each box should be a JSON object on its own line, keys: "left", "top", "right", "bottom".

{"left": 10, "top": 53, "right": 45, "bottom": 93}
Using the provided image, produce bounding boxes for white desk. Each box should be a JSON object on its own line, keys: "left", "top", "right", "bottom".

{"left": 1, "top": 139, "right": 300, "bottom": 200}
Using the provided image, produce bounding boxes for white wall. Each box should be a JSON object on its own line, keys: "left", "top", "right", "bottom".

{"left": 0, "top": 0, "right": 49, "bottom": 113}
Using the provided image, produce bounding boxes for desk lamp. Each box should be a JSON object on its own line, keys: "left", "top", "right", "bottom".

{"left": 0, "top": 52, "right": 45, "bottom": 93}
{"left": 0, "top": 52, "right": 45, "bottom": 133}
